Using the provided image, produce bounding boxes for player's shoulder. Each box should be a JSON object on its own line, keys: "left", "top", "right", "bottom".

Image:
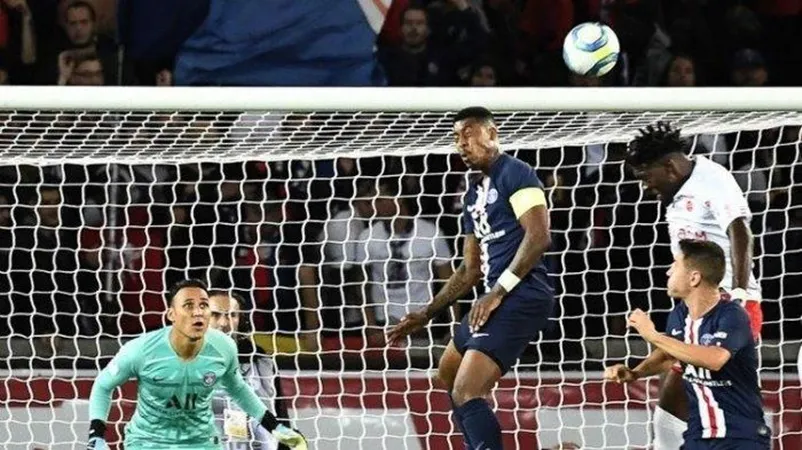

{"left": 494, "top": 154, "right": 541, "bottom": 190}
{"left": 205, "top": 328, "right": 238, "bottom": 356}
{"left": 693, "top": 156, "right": 741, "bottom": 189}
{"left": 497, "top": 153, "right": 537, "bottom": 176}
{"left": 714, "top": 298, "right": 749, "bottom": 321}
{"left": 125, "top": 326, "right": 169, "bottom": 350}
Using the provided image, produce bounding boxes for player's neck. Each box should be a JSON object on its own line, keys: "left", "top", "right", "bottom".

{"left": 683, "top": 287, "right": 721, "bottom": 320}
{"left": 480, "top": 150, "right": 501, "bottom": 174}
{"left": 169, "top": 327, "right": 204, "bottom": 361}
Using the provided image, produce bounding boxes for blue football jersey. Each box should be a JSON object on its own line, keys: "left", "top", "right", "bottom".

{"left": 462, "top": 153, "right": 553, "bottom": 298}
{"left": 665, "top": 299, "right": 770, "bottom": 443}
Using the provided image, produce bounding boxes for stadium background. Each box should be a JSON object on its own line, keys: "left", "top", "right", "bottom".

{"left": 0, "top": 0, "right": 801, "bottom": 448}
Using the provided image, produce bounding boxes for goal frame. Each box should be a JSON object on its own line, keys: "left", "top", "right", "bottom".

{"left": 1, "top": 86, "right": 802, "bottom": 112}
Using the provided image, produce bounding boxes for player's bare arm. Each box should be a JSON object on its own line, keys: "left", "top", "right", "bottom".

{"left": 727, "top": 218, "right": 753, "bottom": 290}
{"left": 387, "top": 234, "right": 482, "bottom": 344}
{"left": 468, "top": 203, "right": 550, "bottom": 332}
{"left": 727, "top": 218, "right": 763, "bottom": 338}
{"left": 628, "top": 309, "right": 732, "bottom": 371}
{"left": 605, "top": 348, "right": 675, "bottom": 384}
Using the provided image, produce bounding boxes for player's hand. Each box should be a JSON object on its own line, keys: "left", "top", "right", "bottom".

{"left": 469, "top": 291, "right": 503, "bottom": 334}
{"left": 729, "top": 288, "right": 762, "bottom": 339}
{"left": 604, "top": 364, "right": 637, "bottom": 384}
{"left": 271, "top": 424, "right": 308, "bottom": 450}
{"left": 86, "top": 437, "right": 108, "bottom": 450}
{"left": 628, "top": 309, "right": 657, "bottom": 340}
{"left": 387, "top": 311, "right": 429, "bottom": 346}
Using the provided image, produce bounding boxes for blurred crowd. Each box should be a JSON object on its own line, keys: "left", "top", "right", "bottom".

{"left": 0, "top": 126, "right": 799, "bottom": 368}
{"left": 0, "top": 0, "right": 799, "bottom": 86}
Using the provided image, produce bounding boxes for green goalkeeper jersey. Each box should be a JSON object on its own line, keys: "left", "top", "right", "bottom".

{"left": 89, "top": 327, "right": 268, "bottom": 449}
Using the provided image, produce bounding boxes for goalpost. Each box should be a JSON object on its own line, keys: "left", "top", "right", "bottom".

{"left": 0, "top": 87, "right": 800, "bottom": 450}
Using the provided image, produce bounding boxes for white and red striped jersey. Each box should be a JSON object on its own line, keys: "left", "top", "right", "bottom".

{"left": 665, "top": 155, "right": 761, "bottom": 298}
{"left": 665, "top": 298, "right": 770, "bottom": 444}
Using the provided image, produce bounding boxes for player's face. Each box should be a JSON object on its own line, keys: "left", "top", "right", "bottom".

{"left": 168, "top": 287, "right": 211, "bottom": 341}
{"left": 630, "top": 160, "right": 676, "bottom": 199}
{"left": 208, "top": 294, "right": 241, "bottom": 335}
{"left": 667, "top": 254, "right": 702, "bottom": 298}
{"left": 453, "top": 119, "right": 498, "bottom": 171}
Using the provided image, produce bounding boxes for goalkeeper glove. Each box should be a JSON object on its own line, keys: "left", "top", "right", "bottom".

{"left": 271, "top": 424, "right": 308, "bottom": 450}
{"left": 87, "top": 419, "right": 108, "bottom": 450}
{"left": 261, "top": 412, "right": 308, "bottom": 449}
{"left": 86, "top": 437, "right": 108, "bottom": 450}
{"left": 729, "top": 288, "right": 763, "bottom": 340}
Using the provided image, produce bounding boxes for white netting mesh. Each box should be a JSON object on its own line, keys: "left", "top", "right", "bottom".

{"left": 0, "top": 108, "right": 800, "bottom": 450}
{"left": 1, "top": 110, "right": 802, "bottom": 163}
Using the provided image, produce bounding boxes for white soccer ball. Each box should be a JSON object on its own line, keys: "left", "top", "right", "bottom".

{"left": 562, "top": 22, "right": 620, "bottom": 77}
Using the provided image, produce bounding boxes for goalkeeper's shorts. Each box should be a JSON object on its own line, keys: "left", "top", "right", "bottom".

{"left": 453, "top": 287, "right": 553, "bottom": 375}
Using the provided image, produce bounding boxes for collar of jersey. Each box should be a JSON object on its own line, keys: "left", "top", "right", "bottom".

{"left": 666, "top": 156, "right": 699, "bottom": 206}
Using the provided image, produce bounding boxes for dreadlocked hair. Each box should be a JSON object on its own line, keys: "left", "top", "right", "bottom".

{"left": 626, "top": 121, "right": 688, "bottom": 167}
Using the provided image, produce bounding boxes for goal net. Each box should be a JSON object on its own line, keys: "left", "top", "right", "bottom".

{"left": 0, "top": 87, "right": 800, "bottom": 450}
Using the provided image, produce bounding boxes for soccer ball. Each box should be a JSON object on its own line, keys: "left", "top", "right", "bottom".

{"left": 562, "top": 22, "right": 620, "bottom": 77}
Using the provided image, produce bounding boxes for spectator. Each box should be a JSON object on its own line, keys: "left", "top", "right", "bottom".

{"left": 379, "top": 1, "right": 485, "bottom": 86}
{"left": 731, "top": 48, "right": 768, "bottom": 86}
{"left": 0, "top": 0, "right": 36, "bottom": 83}
{"left": 663, "top": 54, "right": 696, "bottom": 87}
{"left": 38, "top": 0, "right": 119, "bottom": 84}
{"left": 349, "top": 180, "right": 454, "bottom": 345}
{"left": 10, "top": 185, "right": 80, "bottom": 351}
{"left": 57, "top": 49, "right": 103, "bottom": 85}
{"left": 469, "top": 61, "right": 497, "bottom": 86}
{"left": 298, "top": 179, "right": 377, "bottom": 350}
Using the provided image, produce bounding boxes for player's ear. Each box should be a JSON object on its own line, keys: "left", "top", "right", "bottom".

{"left": 166, "top": 304, "right": 175, "bottom": 323}
{"left": 689, "top": 269, "right": 702, "bottom": 288}
{"left": 487, "top": 124, "right": 498, "bottom": 143}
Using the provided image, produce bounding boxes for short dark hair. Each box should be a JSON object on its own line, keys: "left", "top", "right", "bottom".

{"left": 66, "top": 1, "right": 97, "bottom": 21}
{"left": 626, "top": 121, "right": 687, "bottom": 167}
{"left": 167, "top": 279, "right": 208, "bottom": 306}
{"left": 678, "top": 239, "right": 726, "bottom": 286}
{"left": 453, "top": 106, "right": 495, "bottom": 125}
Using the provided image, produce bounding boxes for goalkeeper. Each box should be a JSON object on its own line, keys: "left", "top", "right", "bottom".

{"left": 86, "top": 279, "right": 307, "bottom": 450}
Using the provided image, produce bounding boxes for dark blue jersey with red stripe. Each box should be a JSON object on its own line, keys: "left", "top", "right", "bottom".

{"left": 665, "top": 299, "right": 770, "bottom": 443}
{"left": 461, "top": 153, "right": 553, "bottom": 299}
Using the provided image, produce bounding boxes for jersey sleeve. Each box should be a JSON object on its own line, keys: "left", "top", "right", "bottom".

{"left": 500, "top": 160, "right": 546, "bottom": 219}
{"left": 709, "top": 305, "right": 751, "bottom": 354}
{"left": 88, "top": 339, "right": 140, "bottom": 420}
{"left": 708, "top": 171, "right": 752, "bottom": 230}
{"left": 219, "top": 335, "right": 269, "bottom": 420}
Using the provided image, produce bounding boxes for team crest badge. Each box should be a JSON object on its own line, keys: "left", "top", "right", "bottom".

{"left": 487, "top": 188, "right": 499, "bottom": 204}
{"left": 203, "top": 371, "right": 217, "bottom": 386}
{"left": 700, "top": 333, "right": 714, "bottom": 346}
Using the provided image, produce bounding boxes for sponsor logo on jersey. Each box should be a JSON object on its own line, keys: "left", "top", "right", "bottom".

{"left": 204, "top": 371, "right": 217, "bottom": 386}
{"left": 487, "top": 188, "right": 499, "bottom": 204}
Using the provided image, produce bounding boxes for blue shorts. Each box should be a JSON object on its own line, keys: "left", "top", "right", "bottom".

{"left": 681, "top": 438, "right": 770, "bottom": 450}
{"left": 453, "top": 288, "right": 553, "bottom": 375}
